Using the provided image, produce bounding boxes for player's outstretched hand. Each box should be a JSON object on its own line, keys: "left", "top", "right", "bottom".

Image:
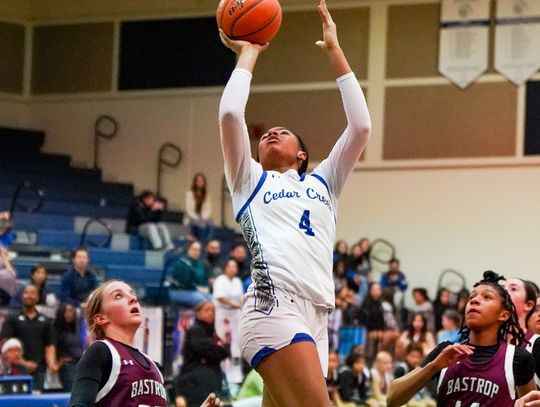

{"left": 515, "top": 390, "right": 540, "bottom": 407}
{"left": 432, "top": 343, "right": 475, "bottom": 370}
{"left": 315, "top": 0, "right": 340, "bottom": 52}
{"left": 219, "top": 29, "right": 269, "bottom": 56}
{"left": 200, "top": 393, "right": 224, "bottom": 407}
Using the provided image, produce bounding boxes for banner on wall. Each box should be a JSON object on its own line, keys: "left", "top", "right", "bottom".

{"left": 439, "top": 0, "right": 491, "bottom": 89}
{"left": 134, "top": 306, "right": 164, "bottom": 365}
{"left": 494, "top": 0, "right": 540, "bottom": 85}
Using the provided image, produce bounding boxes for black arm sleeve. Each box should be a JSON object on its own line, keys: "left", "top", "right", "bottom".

{"left": 514, "top": 347, "right": 535, "bottom": 386}
{"left": 69, "top": 341, "right": 112, "bottom": 407}
{"left": 532, "top": 339, "right": 540, "bottom": 380}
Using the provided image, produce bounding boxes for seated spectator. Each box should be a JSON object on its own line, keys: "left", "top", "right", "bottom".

{"left": 230, "top": 243, "right": 250, "bottom": 283}
{"left": 184, "top": 173, "right": 214, "bottom": 244}
{"left": 53, "top": 303, "right": 83, "bottom": 391}
{"left": 326, "top": 351, "right": 340, "bottom": 406}
{"left": 168, "top": 241, "right": 212, "bottom": 307}
{"left": 0, "top": 245, "right": 17, "bottom": 306}
{"left": 234, "top": 368, "right": 264, "bottom": 407}
{"left": 60, "top": 247, "right": 98, "bottom": 306}
{"left": 10, "top": 264, "right": 57, "bottom": 309}
{"left": 380, "top": 258, "right": 408, "bottom": 311}
{"left": 410, "top": 288, "right": 435, "bottom": 333}
{"left": 432, "top": 287, "right": 453, "bottom": 332}
{"left": 0, "top": 211, "right": 15, "bottom": 248}
{"left": 370, "top": 351, "right": 393, "bottom": 406}
{"left": 175, "top": 301, "right": 229, "bottom": 407}
{"left": 337, "top": 352, "right": 377, "bottom": 407}
{"left": 0, "top": 338, "right": 28, "bottom": 376}
{"left": 395, "top": 313, "right": 435, "bottom": 360}
{"left": 360, "top": 283, "right": 397, "bottom": 363}
{"left": 346, "top": 243, "right": 369, "bottom": 301}
{"left": 393, "top": 344, "right": 436, "bottom": 407}
{"left": 436, "top": 309, "right": 461, "bottom": 344}
{"left": 204, "top": 239, "right": 224, "bottom": 287}
{"left": 455, "top": 287, "right": 470, "bottom": 315}
{"left": 0, "top": 284, "right": 58, "bottom": 390}
{"left": 126, "top": 190, "right": 174, "bottom": 251}
{"left": 213, "top": 259, "right": 243, "bottom": 359}
{"left": 333, "top": 259, "right": 348, "bottom": 293}
{"left": 333, "top": 240, "right": 349, "bottom": 263}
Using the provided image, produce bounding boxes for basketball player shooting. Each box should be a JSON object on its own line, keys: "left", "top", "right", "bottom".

{"left": 218, "top": 0, "right": 371, "bottom": 406}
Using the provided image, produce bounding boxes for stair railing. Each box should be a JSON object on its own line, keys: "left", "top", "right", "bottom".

{"left": 79, "top": 218, "right": 112, "bottom": 248}
{"left": 9, "top": 181, "right": 45, "bottom": 217}
{"left": 156, "top": 142, "right": 182, "bottom": 197}
{"left": 93, "top": 115, "right": 118, "bottom": 169}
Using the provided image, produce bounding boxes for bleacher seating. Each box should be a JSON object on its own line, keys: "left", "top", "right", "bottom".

{"left": 1, "top": 126, "right": 239, "bottom": 303}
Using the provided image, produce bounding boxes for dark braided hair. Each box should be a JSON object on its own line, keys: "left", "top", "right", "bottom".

{"left": 458, "top": 270, "right": 525, "bottom": 347}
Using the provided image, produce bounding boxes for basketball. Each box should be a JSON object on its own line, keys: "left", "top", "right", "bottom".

{"left": 217, "top": 0, "right": 282, "bottom": 45}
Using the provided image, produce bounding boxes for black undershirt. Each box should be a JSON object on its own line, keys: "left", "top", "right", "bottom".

{"left": 69, "top": 340, "right": 151, "bottom": 407}
{"left": 420, "top": 341, "right": 535, "bottom": 386}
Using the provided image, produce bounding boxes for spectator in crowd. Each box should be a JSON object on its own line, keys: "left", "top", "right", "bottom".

{"left": 337, "top": 352, "right": 377, "bottom": 407}
{"left": 380, "top": 258, "right": 408, "bottom": 311}
{"left": 0, "top": 338, "right": 28, "bottom": 376}
{"left": 167, "top": 241, "right": 212, "bottom": 307}
{"left": 346, "top": 243, "right": 370, "bottom": 302}
{"left": 326, "top": 351, "right": 340, "bottom": 406}
{"left": 333, "top": 259, "right": 348, "bottom": 294}
{"left": 203, "top": 239, "right": 224, "bottom": 287}
{"left": 333, "top": 240, "right": 349, "bottom": 263}
{"left": 213, "top": 259, "right": 243, "bottom": 359}
{"left": 358, "top": 238, "right": 372, "bottom": 275}
{"left": 175, "top": 300, "right": 229, "bottom": 407}
{"left": 234, "top": 368, "right": 264, "bottom": 407}
{"left": 0, "top": 245, "right": 17, "bottom": 306}
{"left": 126, "top": 190, "right": 174, "bottom": 251}
{"left": 360, "top": 283, "right": 397, "bottom": 363}
{"left": 60, "top": 247, "right": 98, "bottom": 306}
{"left": 432, "top": 287, "right": 453, "bottom": 332}
{"left": 396, "top": 313, "right": 435, "bottom": 360}
{"left": 436, "top": 309, "right": 461, "bottom": 344}
{"left": 53, "top": 303, "right": 83, "bottom": 391}
{"left": 10, "top": 264, "right": 56, "bottom": 309}
{"left": 185, "top": 173, "right": 214, "bottom": 244}
{"left": 393, "top": 343, "right": 436, "bottom": 407}
{"left": 229, "top": 243, "right": 250, "bottom": 286}
{"left": 410, "top": 288, "right": 435, "bottom": 333}
{"left": 0, "top": 211, "right": 15, "bottom": 248}
{"left": 371, "top": 350, "right": 393, "bottom": 406}
{"left": 0, "top": 284, "right": 57, "bottom": 390}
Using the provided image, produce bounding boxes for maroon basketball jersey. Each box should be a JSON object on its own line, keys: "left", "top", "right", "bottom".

{"left": 95, "top": 338, "right": 167, "bottom": 407}
{"left": 437, "top": 342, "right": 516, "bottom": 407}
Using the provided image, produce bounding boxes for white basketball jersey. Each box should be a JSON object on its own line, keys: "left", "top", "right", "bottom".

{"left": 232, "top": 168, "right": 337, "bottom": 311}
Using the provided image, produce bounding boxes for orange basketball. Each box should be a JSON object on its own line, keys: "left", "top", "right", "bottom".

{"left": 217, "top": 0, "right": 282, "bottom": 45}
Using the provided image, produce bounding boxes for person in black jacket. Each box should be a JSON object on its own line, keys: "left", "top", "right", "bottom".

{"left": 175, "top": 300, "right": 229, "bottom": 407}
{"left": 126, "top": 190, "right": 173, "bottom": 251}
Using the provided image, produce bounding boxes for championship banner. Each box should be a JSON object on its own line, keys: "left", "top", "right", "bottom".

{"left": 495, "top": 0, "right": 540, "bottom": 85}
{"left": 439, "top": 0, "right": 491, "bottom": 89}
{"left": 134, "top": 306, "right": 164, "bottom": 365}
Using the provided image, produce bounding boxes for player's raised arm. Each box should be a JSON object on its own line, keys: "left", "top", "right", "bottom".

{"left": 218, "top": 32, "right": 268, "bottom": 193}
{"left": 313, "top": 0, "right": 371, "bottom": 197}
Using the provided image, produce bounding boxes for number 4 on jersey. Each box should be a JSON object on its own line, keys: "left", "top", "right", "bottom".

{"left": 299, "top": 210, "right": 315, "bottom": 237}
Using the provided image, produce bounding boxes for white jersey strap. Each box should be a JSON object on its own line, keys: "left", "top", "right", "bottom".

{"left": 505, "top": 343, "right": 516, "bottom": 400}
{"left": 437, "top": 367, "right": 448, "bottom": 393}
{"left": 95, "top": 339, "right": 122, "bottom": 402}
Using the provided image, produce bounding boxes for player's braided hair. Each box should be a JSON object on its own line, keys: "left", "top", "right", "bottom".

{"left": 458, "top": 270, "right": 525, "bottom": 347}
